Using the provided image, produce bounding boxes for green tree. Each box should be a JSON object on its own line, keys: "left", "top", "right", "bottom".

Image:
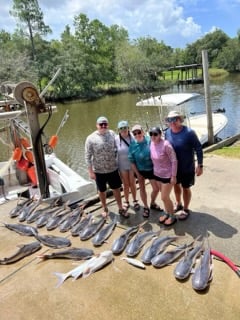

{"left": 10, "top": 0, "right": 52, "bottom": 60}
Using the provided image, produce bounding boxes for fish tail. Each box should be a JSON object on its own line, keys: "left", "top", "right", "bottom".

{"left": 53, "top": 272, "right": 68, "bottom": 288}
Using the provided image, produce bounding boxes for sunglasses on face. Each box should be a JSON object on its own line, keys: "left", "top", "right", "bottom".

{"left": 119, "top": 126, "right": 128, "bottom": 130}
{"left": 99, "top": 122, "right": 108, "bottom": 127}
{"left": 166, "top": 116, "right": 179, "bottom": 123}
{"left": 133, "top": 130, "right": 142, "bottom": 136}
{"left": 149, "top": 132, "right": 159, "bottom": 137}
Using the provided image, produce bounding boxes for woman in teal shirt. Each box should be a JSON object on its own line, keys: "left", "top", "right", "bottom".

{"left": 128, "top": 124, "right": 162, "bottom": 218}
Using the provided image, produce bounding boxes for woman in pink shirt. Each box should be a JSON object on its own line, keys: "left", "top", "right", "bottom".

{"left": 150, "top": 127, "right": 178, "bottom": 226}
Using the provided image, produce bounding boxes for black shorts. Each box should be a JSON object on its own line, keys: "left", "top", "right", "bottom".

{"left": 154, "top": 175, "right": 171, "bottom": 184}
{"left": 177, "top": 171, "right": 195, "bottom": 188}
{"left": 138, "top": 170, "right": 155, "bottom": 180}
{"left": 95, "top": 170, "right": 122, "bottom": 192}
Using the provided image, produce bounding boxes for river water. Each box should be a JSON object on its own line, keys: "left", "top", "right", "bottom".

{"left": 1, "top": 73, "right": 240, "bottom": 181}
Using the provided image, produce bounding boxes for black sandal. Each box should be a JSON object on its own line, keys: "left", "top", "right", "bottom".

{"left": 164, "top": 213, "right": 177, "bottom": 226}
{"left": 123, "top": 201, "right": 130, "bottom": 210}
{"left": 143, "top": 207, "right": 150, "bottom": 218}
{"left": 119, "top": 208, "right": 130, "bottom": 218}
{"left": 133, "top": 200, "right": 140, "bottom": 210}
{"left": 150, "top": 203, "right": 163, "bottom": 212}
{"left": 159, "top": 213, "right": 169, "bottom": 224}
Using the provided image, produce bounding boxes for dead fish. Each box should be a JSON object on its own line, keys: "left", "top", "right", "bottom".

{"left": 45, "top": 208, "right": 71, "bottom": 231}
{"left": 111, "top": 224, "right": 143, "bottom": 254}
{"left": 173, "top": 239, "right": 204, "bottom": 280}
{"left": 141, "top": 235, "right": 179, "bottom": 264}
{"left": 9, "top": 198, "right": 33, "bottom": 218}
{"left": 18, "top": 198, "right": 42, "bottom": 222}
{"left": 79, "top": 216, "right": 106, "bottom": 241}
{"left": 70, "top": 213, "right": 93, "bottom": 236}
{"left": 92, "top": 216, "right": 117, "bottom": 246}
{"left": 54, "top": 256, "right": 98, "bottom": 287}
{"left": 26, "top": 204, "right": 61, "bottom": 224}
{"left": 125, "top": 230, "right": 161, "bottom": 257}
{"left": 33, "top": 232, "right": 71, "bottom": 248}
{"left": 151, "top": 243, "right": 189, "bottom": 268}
{"left": 37, "top": 247, "right": 94, "bottom": 261}
{"left": 191, "top": 248, "right": 213, "bottom": 291}
{"left": 81, "top": 250, "right": 113, "bottom": 279}
{"left": 1, "top": 222, "right": 38, "bottom": 237}
{"left": 58, "top": 207, "right": 83, "bottom": 232}
{"left": 35, "top": 211, "right": 54, "bottom": 228}
{"left": 121, "top": 257, "right": 146, "bottom": 269}
{"left": 0, "top": 241, "right": 41, "bottom": 265}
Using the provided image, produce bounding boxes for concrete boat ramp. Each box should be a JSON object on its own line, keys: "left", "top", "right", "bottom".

{"left": 0, "top": 154, "right": 240, "bottom": 320}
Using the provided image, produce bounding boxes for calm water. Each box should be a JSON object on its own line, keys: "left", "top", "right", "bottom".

{"left": 1, "top": 73, "right": 240, "bottom": 180}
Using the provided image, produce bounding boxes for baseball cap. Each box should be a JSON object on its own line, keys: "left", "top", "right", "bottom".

{"left": 118, "top": 120, "right": 128, "bottom": 129}
{"left": 131, "top": 124, "right": 142, "bottom": 132}
{"left": 149, "top": 126, "right": 161, "bottom": 134}
{"left": 96, "top": 116, "right": 108, "bottom": 124}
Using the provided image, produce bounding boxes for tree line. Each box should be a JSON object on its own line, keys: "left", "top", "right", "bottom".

{"left": 0, "top": 0, "right": 240, "bottom": 101}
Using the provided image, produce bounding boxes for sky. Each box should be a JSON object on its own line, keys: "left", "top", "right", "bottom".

{"left": 0, "top": 0, "right": 239, "bottom": 48}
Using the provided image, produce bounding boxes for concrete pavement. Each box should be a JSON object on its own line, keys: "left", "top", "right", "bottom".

{"left": 0, "top": 153, "right": 240, "bottom": 320}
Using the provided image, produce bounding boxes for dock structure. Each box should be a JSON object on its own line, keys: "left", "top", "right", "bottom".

{"left": 168, "top": 63, "right": 203, "bottom": 85}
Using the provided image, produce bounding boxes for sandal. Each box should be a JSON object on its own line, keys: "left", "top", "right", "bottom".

{"left": 178, "top": 209, "right": 190, "bottom": 220}
{"left": 164, "top": 213, "right": 177, "bottom": 226}
{"left": 173, "top": 204, "right": 183, "bottom": 213}
{"left": 123, "top": 201, "right": 130, "bottom": 210}
{"left": 101, "top": 207, "right": 109, "bottom": 218}
{"left": 143, "top": 207, "right": 150, "bottom": 218}
{"left": 150, "top": 203, "right": 163, "bottom": 212}
{"left": 159, "top": 213, "right": 169, "bottom": 224}
{"left": 119, "top": 208, "right": 130, "bottom": 218}
{"left": 133, "top": 200, "right": 140, "bottom": 211}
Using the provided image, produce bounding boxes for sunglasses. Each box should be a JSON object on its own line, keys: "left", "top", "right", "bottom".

{"left": 99, "top": 122, "right": 108, "bottom": 127}
{"left": 133, "top": 130, "right": 142, "bottom": 136}
{"left": 149, "top": 132, "right": 158, "bottom": 137}
{"left": 119, "top": 126, "right": 128, "bottom": 130}
{"left": 166, "top": 116, "right": 179, "bottom": 123}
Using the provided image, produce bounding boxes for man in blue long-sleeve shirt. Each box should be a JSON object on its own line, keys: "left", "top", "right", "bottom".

{"left": 165, "top": 111, "right": 203, "bottom": 220}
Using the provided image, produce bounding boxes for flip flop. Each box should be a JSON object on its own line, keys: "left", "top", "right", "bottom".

{"left": 159, "top": 213, "right": 169, "bottom": 224}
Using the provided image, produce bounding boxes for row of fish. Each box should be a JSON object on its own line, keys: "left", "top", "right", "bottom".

{"left": 4, "top": 198, "right": 213, "bottom": 291}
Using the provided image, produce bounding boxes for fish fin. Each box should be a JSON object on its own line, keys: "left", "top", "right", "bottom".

{"left": 53, "top": 272, "right": 68, "bottom": 288}
{"left": 82, "top": 267, "right": 92, "bottom": 278}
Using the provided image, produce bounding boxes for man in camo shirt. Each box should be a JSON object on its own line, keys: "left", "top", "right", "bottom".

{"left": 85, "top": 116, "right": 128, "bottom": 218}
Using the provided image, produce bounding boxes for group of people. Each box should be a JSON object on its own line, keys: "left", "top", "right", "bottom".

{"left": 84, "top": 111, "right": 203, "bottom": 226}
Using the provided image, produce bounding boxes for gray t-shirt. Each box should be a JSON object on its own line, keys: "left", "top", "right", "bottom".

{"left": 85, "top": 129, "right": 117, "bottom": 173}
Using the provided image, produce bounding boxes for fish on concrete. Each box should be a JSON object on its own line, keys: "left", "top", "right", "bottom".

{"left": 1, "top": 222, "right": 38, "bottom": 237}
{"left": 92, "top": 216, "right": 117, "bottom": 246}
{"left": 37, "top": 247, "right": 94, "bottom": 261}
{"left": 81, "top": 250, "right": 114, "bottom": 278}
{"left": 70, "top": 213, "right": 93, "bottom": 236}
{"left": 58, "top": 207, "right": 83, "bottom": 232}
{"left": 0, "top": 241, "right": 42, "bottom": 264}
{"left": 79, "top": 216, "right": 106, "bottom": 241}
{"left": 191, "top": 248, "right": 213, "bottom": 291}
{"left": 111, "top": 223, "right": 144, "bottom": 255}
{"left": 151, "top": 243, "right": 189, "bottom": 268}
{"left": 45, "top": 207, "right": 71, "bottom": 231}
{"left": 9, "top": 198, "right": 33, "bottom": 218}
{"left": 121, "top": 257, "right": 146, "bottom": 269}
{"left": 33, "top": 232, "right": 71, "bottom": 248}
{"left": 54, "top": 250, "right": 113, "bottom": 287}
{"left": 173, "top": 238, "right": 204, "bottom": 280}
{"left": 125, "top": 230, "right": 161, "bottom": 257}
{"left": 141, "top": 235, "right": 179, "bottom": 264}
{"left": 18, "top": 197, "right": 42, "bottom": 222}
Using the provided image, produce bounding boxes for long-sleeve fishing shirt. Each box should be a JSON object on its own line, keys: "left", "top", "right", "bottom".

{"left": 165, "top": 125, "right": 203, "bottom": 174}
{"left": 85, "top": 129, "right": 117, "bottom": 173}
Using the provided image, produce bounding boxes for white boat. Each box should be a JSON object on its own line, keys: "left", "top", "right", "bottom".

{"left": 136, "top": 92, "right": 228, "bottom": 145}
{"left": 0, "top": 81, "right": 95, "bottom": 204}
